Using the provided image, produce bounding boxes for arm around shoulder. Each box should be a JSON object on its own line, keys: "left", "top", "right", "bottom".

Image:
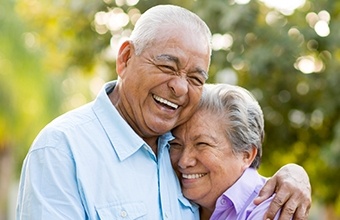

{"left": 254, "top": 163, "right": 311, "bottom": 220}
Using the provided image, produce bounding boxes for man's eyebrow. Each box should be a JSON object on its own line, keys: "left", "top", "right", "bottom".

{"left": 155, "top": 54, "right": 179, "bottom": 63}
{"left": 155, "top": 54, "right": 208, "bottom": 80}
{"left": 196, "top": 67, "right": 208, "bottom": 80}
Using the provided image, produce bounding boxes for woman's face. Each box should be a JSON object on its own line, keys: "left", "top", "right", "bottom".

{"left": 169, "top": 109, "right": 249, "bottom": 210}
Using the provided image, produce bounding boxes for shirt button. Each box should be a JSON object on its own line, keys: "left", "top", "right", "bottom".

{"left": 120, "top": 210, "right": 127, "bottom": 218}
{"left": 221, "top": 198, "right": 227, "bottom": 205}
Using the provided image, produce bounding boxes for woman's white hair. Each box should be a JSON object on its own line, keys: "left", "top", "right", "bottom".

{"left": 129, "top": 4, "right": 212, "bottom": 57}
{"left": 200, "top": 84, "right": 265, "bottom": 169}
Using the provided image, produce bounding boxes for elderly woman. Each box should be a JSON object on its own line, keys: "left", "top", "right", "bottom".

{"left": 169, "top": 84, "right": 296, "bottom": 220}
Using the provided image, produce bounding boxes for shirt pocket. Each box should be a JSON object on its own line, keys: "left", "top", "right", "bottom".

{"left": 95, "top": 202, "right": 147, "bottom": 220}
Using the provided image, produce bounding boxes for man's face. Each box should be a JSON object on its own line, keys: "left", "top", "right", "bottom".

{"left": 117, "top": 27, "right": 210, "bottom": 138}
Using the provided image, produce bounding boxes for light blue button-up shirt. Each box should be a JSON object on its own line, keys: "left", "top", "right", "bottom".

{"left": 16, "top": 81, "right": 199, "bottom": 220}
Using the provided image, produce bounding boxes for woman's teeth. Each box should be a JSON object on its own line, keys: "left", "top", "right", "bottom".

{"left": 182, "top": 173, "right": 206, "bottom": 179}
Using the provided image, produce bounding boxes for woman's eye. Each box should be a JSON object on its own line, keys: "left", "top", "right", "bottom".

{"left": 170, "top": 142, "right": 182, "bottom": 150}
{"left": 196, "top": 142, "right": 210, "bottom": 148}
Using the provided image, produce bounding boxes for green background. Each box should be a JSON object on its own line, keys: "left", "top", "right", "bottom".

{"left": 1, "top": 0, "right": 339, "bottom": 219}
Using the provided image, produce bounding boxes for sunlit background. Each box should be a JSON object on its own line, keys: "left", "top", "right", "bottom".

{"left": 1, "top": 0, "right": 340, "bottom": 219}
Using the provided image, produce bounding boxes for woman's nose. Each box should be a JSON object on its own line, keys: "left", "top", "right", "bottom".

{"left": 178, "top": 148, "right": 196, "bottom": 169}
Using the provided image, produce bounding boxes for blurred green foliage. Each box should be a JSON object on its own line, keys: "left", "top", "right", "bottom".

{"left": 1, "top": 0, "right": 340, "bottom": 219}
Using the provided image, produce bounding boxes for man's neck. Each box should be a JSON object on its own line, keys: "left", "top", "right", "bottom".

{"left": 200, "top": 207, "right": 213, "bottom": 220}
{"left": 143, "top": 137, "right": 158, "bottom": 155}
{"left": 108, "top": 86, "right": 159, "bottom": 155}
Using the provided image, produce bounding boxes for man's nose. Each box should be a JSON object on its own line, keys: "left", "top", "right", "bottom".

{"left": 168, "top": 75, "right": 189, "bottom": 97}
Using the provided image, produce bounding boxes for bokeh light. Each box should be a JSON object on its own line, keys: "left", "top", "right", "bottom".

{"left": 260, "top": 0, "right": 306, "bottom": 15}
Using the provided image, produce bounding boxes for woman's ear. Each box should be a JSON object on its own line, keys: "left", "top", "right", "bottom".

{"left": 242, "top": 146, "right": 257, "bottom": 168}
{"left": 116, "top": 40, "right": 134, "bottom": 76}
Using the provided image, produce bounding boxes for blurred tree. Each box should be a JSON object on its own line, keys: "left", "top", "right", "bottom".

{"left": 1, "top": 0, "right": 340, "bottom": 219}
{"left": 0, "top": 0, "right": 59, "bottom": 219}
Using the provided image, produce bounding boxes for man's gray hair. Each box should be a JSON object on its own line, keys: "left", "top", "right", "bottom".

{"left": 129, "top": 4, "right": 212, "bottom": 57}
{"left": 200, "top": 84, "right": 265, "bottom": 169}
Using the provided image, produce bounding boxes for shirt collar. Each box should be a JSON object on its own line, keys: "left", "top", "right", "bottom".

{"left": 222, "top": 168, "right": 262, "bottom": 213}
{"left": 158, "top": 131, "right": 174, "bottom": 153}
{"left": 92, "top": 81, "right": 147, "bottom": 161}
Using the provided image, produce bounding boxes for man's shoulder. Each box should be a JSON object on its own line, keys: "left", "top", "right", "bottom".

{"left": 30, "top": 102, "right": 97, "bottom": 150}
{"left": 50, "top": 102, "right": 95, "bottom": 130}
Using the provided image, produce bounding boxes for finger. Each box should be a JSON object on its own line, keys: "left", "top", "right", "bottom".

{"left": 292, "top": 206, "right": 307, "bottom": 220}
{"left": 277, "top": 199, "right": 298, "bottom": 220}
{"left": 292, "top": 199, "right": 312, "bottom": 220}
{"left": 277, "top": 185, "right": 312, "bottom": 220}
{"left": 264, "top": 190, "right": 291, "bottom": 220}
{"left": 285, "top": 184, "right": 312, "bottom": 220}
{"left": 254, "top": 178, "right": 277, "bottom": 205}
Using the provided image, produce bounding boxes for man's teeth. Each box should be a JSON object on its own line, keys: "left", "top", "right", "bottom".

{"left": 153, "top": 95, "right": 178, "bottom": 109}
{"left": 182, "top": 173, "right": 206, "bottom": 179}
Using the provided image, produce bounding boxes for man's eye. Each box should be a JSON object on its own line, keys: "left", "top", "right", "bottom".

{"left": 158, "top": 65, "right": 176, "bottom": 72}
{"left": 188, "top": 76, "right": 205, "bottom": 86}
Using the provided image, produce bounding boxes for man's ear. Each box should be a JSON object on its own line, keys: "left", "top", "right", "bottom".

{"left": 242, "top": 146, "right": 257, "bottom": 168}
{"left": 116, "top": 40, "right": 134, "bottom": 76}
